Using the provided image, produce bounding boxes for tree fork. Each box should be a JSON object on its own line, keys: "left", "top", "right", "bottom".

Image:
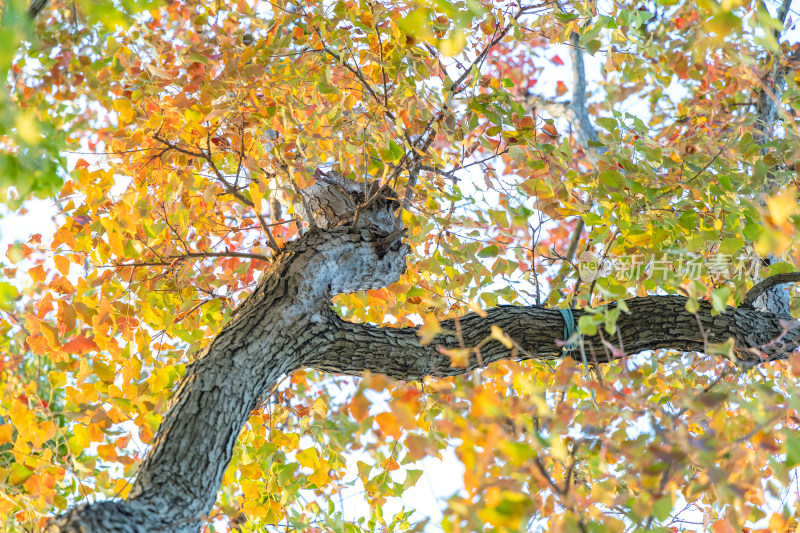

{"left": 45, "top": 193, "right": 800, "bottom": 532}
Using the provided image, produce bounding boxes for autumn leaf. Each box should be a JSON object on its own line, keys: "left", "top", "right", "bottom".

{"left": 349, "top": 394, "right": 371, "bottom": 422}
{"left": 29, "top": 265, "right": 45, "bottom": 283}
{"left": 375, "top": 412, "right": 402, "bottom": 439}
{"left": 62, "top": 335, "right": 98, "bottom": 355}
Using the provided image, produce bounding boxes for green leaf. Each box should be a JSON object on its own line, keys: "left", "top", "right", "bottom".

{"left": 477, "top": 244, "right": 499, "bottom": 258}
{"left": 8, "top": 463, "right": 33, "bottom": 486}
{"left": 711, "top": 286, "right": 731, "bottom": 313}
{"left": 596, "top": 117, "right": 617, "bottom": 131}
{"left": 786, "top": 431, "right": 800, "bottom": 469}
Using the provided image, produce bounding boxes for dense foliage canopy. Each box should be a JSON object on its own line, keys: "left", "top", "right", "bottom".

{"left": 2, "top": 0, "right": 800, "bottom": 531}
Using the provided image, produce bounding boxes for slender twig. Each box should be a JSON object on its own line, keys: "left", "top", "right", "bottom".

{"left": 316, "top": 34, "right": 395, "bottom": 121}
{"left": 154, "top": 133, "right": 279, "bottom": 251}
{"left": 114, "top": 251, "right": 271, "bottom": 268}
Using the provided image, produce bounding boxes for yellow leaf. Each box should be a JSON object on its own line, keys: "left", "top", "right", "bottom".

{"left": 417, "top": 314, "right": 441, "bottom": 345}
{"left": 312, "top": 397, "right": 328, "bottom": 417}
{"left": 240, "top": 478, "right": 260, "bottom": 499}
{"left": 68, "top": 425, "right": 90, "bottom": 454}
{"left": 308, "top": 466, "right": 330, "bottom": 487}
{"left": 107, "top": 231, "right": 124, "bottom": 257}
{"left": 468, "top": 299, "right": 488, "bottom": 318}
{"left": 15, "top": 112, "right": 39, "bottom": 145}
{"left": 296, "top": 447, "right": 320, "bottom": 469}
{"left": 438, "top": 346, "right": 470, "bottom": 367}
{"left": 249, "top": 182, "right": 265, "bottom": 209}
{"left": 48, "top": 370, "right": 67, "bottom": 389}
{"left": 438, "top": 30, "right": 466, "bottom": 57}
{"left": 491, "top": 325, "right": 514, "bottom": 349}
{"left": 8, "top": 464, "right": 33, "bottom": 486}
{"left": 766, "top": 189, "right": 798, "bottom": 225}
{"left": 113, "top": 99, "right": 136, "bottom": 124}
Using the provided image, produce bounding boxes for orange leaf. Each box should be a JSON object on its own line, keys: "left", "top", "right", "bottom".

{"left": 380, "top": 457, "right": 399, "bottom": 471}
{"left": 49, "top": 276, "right": 75, "bottom": 294}
{"left": 29, "top": 265, "right": 45, "bottom": 283}
{"left": 57, "top": 301, "right": 77, "bottom": 331}
{"left": 349, "top": 395, "right": 371, "bottom": 422}
{"left": 63, "top": 335, "right": 98, "bottom": 355}
{"left": 711, "top": 520, "right": 737, "bottom": 533}
{"left": 556, "top": 81, "right": 568, "bottom": 96}
{"left": 543, "top": 123, "right": 559, "bottom": 137}
{"left": 375, "top": 412, "right": 402, "bottom": 439}
{"left": 38, "top": 291, "right": 54, "bottom": 318}
{"left": 404, "top": 434, "right": 429, "bottom": 461}
{"left": 54, "top": 255, "right": 70, "bottom": 276}
{"left": 0, "top": 424, "right": 12, "bottom": 445}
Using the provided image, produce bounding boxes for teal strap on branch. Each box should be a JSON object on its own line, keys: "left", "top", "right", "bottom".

{"left": 558, "top": 308, "right": 579, "bottom": 353}
{"left": 558, "top": 307, "right": 598, "bottom": 409}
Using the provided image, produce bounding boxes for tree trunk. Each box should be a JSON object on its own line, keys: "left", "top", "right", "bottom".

{"left": 44, "top": 225, "right": 410, "bottom": 532}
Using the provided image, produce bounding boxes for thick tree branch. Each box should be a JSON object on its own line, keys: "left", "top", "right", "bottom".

{"left": 742, "top": 272, "right": 800, "bottom": 308}
{"left": 307, "top": 295, "right": 799, "bottom": 381}
{"left": 112, "top": 251, "right": 271, "bottom": 268}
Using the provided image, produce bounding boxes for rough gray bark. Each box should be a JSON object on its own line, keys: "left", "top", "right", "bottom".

{"left": 44, "top": 176, "right": 800, "bottom": 532}
{"left": 308, "top": 295, "right": 799, "bottom": 379}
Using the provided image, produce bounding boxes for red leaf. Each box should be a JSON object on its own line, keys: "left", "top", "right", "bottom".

{"left": 551, "top": 55, "right": 564, "bottom": 66}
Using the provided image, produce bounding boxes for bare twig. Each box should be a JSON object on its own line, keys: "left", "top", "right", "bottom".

{"left": 153, "top": 133, "right": 279, "bottom": 251}
{"left": 114, "top": 250, "right": 271, "bottom": 269}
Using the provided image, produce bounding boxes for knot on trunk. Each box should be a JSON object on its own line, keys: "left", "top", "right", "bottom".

{"left": 295, "top": 170, "right": 400, "bottom": 232}
{"left": 281, "top": 226, "right": 409, "bottom": 303}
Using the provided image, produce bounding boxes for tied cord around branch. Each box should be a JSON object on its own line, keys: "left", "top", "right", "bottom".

{"left": 559, "top": 307, "right": 597, "bottom": 408}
